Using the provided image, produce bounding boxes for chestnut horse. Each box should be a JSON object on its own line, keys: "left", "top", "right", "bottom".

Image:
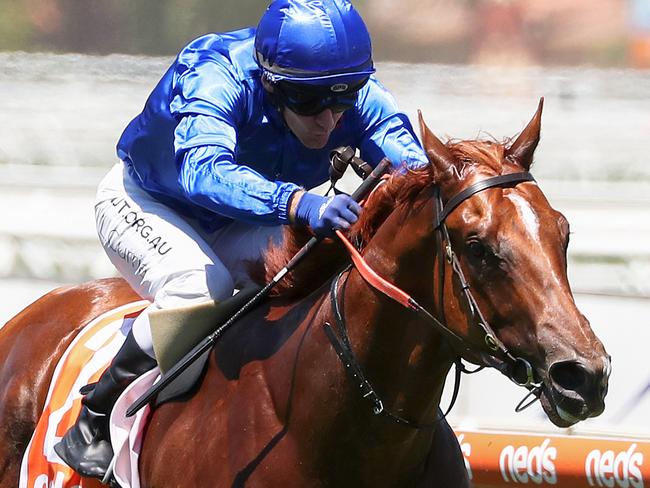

{"left": 0, "top": 101, "right": 609, "bottom": 487}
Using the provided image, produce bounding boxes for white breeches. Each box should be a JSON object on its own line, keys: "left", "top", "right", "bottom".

{"left": 95, "top": 161, "right": 283, "bottom": 356}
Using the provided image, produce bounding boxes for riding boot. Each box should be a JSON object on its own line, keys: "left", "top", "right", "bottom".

{"left": 54, "top": 329, "right": 157, "bottom": 479}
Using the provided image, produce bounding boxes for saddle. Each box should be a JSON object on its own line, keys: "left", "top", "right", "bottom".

{"left": 149, "top": 286, "right": 261, "bottom": 405}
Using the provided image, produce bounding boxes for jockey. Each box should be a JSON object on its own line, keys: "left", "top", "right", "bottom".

{"left": 56, "top": 0, "right": 428, "bottom": 479}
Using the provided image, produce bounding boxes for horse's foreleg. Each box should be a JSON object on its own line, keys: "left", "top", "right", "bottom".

{"left": 416, "top": 417, "right": 470, "bottom": 488}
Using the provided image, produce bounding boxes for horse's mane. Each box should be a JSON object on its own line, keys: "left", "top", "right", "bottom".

{"left": 261, "top": 139, "right": 509, "bottom": 298}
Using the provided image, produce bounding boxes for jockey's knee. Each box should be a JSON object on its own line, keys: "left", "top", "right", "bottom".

{"left": 152, "top": 266, "right": 235, "bottom": 308}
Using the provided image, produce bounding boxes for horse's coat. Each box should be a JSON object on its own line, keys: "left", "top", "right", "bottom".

{"left": 0, "top": 103, "right": 608, "bottom": 488}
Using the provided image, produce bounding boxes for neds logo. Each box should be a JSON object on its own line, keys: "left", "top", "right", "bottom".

{"left": 585, "top": 444, "right": 644, "bottom": 488}
{"left": 500, "top": 438, "right": 557, "bottom": 484}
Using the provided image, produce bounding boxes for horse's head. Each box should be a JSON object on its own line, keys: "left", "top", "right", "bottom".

{"left": 418, "top": 99, "right": 610, "bottom": 427}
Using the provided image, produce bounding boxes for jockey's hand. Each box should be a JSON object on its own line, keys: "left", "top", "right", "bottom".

{"left": 293, "top": 192, "right": 362, "bottom": 237}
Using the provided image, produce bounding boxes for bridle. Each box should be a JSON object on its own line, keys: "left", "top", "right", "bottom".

{"left": 432, "top": 172, "right": 538, "bottom": 384}
{"left": 325, "top": 171, "right": 543, "bottom": 428}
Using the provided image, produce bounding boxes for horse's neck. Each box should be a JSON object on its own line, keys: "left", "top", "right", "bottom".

{"left": 342, "top": 191, "right": 456, "bottom": 425}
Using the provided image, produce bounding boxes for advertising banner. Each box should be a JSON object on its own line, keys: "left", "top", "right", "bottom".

{"left": 455, "top": 429, "right": 648, "bottom": 487}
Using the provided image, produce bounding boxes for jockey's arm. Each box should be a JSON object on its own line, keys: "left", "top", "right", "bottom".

{"left": 357, "top": 77, "right": 429, "bottom": 171}
{"left": 178, "top": 142, "right": 360, "bottom": 236}
{"left": 171, "top": 60, "right": 302, "bottom": 226}
{"left": 178, "top": 141, "right": 300, "bottom": 226}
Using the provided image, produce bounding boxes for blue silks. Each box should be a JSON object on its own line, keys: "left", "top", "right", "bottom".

{"left": 116, "top": 29, "right": 428, "bottom": 232}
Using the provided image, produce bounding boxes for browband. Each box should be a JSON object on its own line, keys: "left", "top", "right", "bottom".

{"left": 434, "top": 172, "right": 535, "bottom": 228}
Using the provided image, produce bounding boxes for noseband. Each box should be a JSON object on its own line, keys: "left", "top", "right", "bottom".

{"left": 326, "top": 171, "right": 542, "bottom": 427}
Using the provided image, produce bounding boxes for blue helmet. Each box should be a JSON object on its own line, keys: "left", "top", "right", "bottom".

{"left": 254, "top": 0, "right": 375, "bottom": 86}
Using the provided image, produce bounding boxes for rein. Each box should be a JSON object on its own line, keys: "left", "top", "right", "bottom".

{"left": 326, "top": 171, "right": 542, "bottom": 428}
{"left": 325, "top": 267, "right": 464, "bottom": 429}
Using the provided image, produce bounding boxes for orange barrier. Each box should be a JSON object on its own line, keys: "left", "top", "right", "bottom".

{"left": 453, "top": 429, "right": 648, "bottom": 488}
{"left": 630, "top": 37, "right": 650, "bottom": 69}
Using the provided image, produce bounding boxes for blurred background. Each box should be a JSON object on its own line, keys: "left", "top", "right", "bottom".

{"left": 0, "top": 0, "right": 649, "bottom": 440}
{"left": 372, "top": 0, "right": 650, "bottom": 68}
{"left": 2, "top": 0, "right": 650, "bottom": 67}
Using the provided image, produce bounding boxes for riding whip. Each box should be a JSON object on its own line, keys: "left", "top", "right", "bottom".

{"left": 126, "top": 154, "right": 391, "bottom": 417}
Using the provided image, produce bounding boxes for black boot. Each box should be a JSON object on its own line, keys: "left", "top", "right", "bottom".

{"left": 54, "top": 330, "right": 157, "bottom": 479}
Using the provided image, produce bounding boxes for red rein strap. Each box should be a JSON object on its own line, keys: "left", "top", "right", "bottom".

{"left": 335, "top": 230, "right": 417, "bottom": 311}
{"left": 334, "top": 174, "right": 420, "bottom": 311}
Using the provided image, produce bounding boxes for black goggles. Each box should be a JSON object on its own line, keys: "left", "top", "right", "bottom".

{"left": 274, "top": 77, "right": 369, "bottom": 116}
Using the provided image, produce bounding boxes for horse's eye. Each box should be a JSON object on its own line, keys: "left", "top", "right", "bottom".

{"left": 467, "top": 239, "right": 486, "bottom": 258}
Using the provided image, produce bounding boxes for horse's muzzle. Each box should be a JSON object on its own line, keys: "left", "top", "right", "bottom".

{"left": 542, "top": 357, "right": 610, "bottom": 426}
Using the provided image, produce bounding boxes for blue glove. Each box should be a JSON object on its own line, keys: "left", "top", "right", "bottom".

{"left": 294, "top": 192, "right": 362, "bottom": 237}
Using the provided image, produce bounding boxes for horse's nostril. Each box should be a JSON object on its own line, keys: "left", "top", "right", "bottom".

{"left": 549, "top": 361, "right": 588, "bottom": 392}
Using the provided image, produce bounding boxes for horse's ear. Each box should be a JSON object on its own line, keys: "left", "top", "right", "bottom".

{"left": 417, "top": 110, "right": 456, "bottom": 181}
{"left": 506, "top": 97, "right": 544, "bottom": 171}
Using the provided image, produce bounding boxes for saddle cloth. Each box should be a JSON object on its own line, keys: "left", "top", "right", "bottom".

{"left": 19, "top": 300, "right": 158, "bottom": 488}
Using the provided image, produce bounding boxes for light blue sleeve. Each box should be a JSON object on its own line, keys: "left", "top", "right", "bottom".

{"left": 169, "top": 56, "right": 299, "bottom": 224}
{"left": 356, "top": 77, "right": 429, "bottom": 170}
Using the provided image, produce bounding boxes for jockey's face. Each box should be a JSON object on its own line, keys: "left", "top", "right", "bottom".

{"left": 282, "top": 107, "right": 343, "bottom": 149}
